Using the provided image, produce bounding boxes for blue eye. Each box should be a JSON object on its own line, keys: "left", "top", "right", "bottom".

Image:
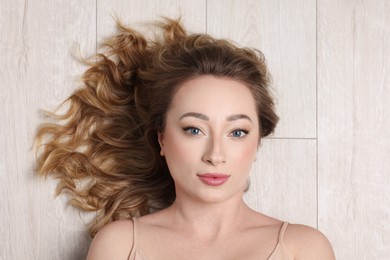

{"left": 183, "top": 127, "right": 202, "bottom": 136}
{"left": 231, "top": 129, "right": 248, "bottom": 138}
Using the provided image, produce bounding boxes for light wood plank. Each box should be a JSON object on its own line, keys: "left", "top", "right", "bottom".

{"left": 207, "top": 0, "right": 317, "bottom": 138}
{"left": 3, "top": 1, "right": 389, "bottom": 259}
{"left": 0, "top": 1, "right": 96, "bottom": 259}
{"left": 245, "top": 139, "right": 317, "bottom": 228}
{"left": 97, "top": 0, "right": 206, "bottom": 40}
{"left": 318, "top": 1, "right": 390, "bottom": 259}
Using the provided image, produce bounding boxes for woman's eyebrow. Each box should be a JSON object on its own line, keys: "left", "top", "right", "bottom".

{"left": 179, "top": 112, "right": 252, "bottom": 122}
{"left": 179, "top": 112, "right": 209, "bottom": 121}
{"left": 227, "top": 114, "right": 252, "bottom": 122}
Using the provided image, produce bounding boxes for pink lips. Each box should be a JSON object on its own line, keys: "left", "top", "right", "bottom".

{"left": 196, "top": 173, "right": 230, "bottom": 186}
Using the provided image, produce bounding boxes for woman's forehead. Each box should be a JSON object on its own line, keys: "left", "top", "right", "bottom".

{"left": 168, "top": 75, "right": 258, "bottom": 120}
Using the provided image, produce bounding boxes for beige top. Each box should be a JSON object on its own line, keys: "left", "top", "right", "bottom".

{"left": 128, "top": 218, "right": 293, "bottom": 260}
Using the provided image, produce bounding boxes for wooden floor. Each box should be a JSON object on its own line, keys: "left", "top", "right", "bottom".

{"left": 1, "top": 0, "right": 389, "bottom": 259}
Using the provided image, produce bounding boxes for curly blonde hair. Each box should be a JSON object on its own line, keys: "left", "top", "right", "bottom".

{"left": 35, "top": 18, "right": 278, "bottom": 237}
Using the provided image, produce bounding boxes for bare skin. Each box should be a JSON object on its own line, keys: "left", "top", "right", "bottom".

{"left": 87, "top": 76, "right": 335, "bottom": 260}
{"left": 87, "top": 198, "right": 335, "bottom": 259}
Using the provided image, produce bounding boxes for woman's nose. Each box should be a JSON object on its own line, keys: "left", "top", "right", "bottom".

{"left": 202, "top": 136, "right": 226, "bottom": 166}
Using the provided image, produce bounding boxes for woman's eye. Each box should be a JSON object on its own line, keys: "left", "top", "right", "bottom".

{"left": 183, "top": 127, "right": 202, "bottom": 136}
{"left": 231, "top": 129, "right": 248, "bottom": 138}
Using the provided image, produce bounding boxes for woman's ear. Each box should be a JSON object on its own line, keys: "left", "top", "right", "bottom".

{"left": 157, "top": 132, "right": 165, "bottom": 156}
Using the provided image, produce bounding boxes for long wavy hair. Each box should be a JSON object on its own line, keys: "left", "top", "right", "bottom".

{"left": 35, "top": 18, "right": 278, "bottom": 236}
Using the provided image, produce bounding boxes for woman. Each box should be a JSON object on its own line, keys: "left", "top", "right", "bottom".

{"left": 35, "top": 18, "right": 335, "bottom": 259}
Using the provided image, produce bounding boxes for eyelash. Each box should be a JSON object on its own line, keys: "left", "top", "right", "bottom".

{"left": 229, "top": 129, "right": 249, "bottom": 139}
{"left": 182, "top": 126, "right": 203, "bottom": 136}
{"left": 182, "top": 127, "right": 249, "bottom": 139}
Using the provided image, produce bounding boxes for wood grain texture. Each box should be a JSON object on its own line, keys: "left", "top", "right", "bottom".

{"left": 0, "top": 0, "right": 96, "bottom": 259}
{"left": 207, "top": 0, "right": 317, "bottom": 138}
{"left": 245, "top": 139, "right": 317, "bottom": 228}
{"left": 97, "top": 0, "right": 206, "bottom": 41}
{"left": 318, "top": 0, "right": 390, "bottom": 259}
{"left": 2, "top": 0, "right": 390, "bottom": 259}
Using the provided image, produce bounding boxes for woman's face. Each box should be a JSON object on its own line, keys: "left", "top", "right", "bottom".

{"left": 158, "top": 75, "right": 260, "bottom": 203}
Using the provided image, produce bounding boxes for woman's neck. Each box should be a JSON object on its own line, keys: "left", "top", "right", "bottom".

{"left": 165, "top": 192, "right": 254, "bottom": 239}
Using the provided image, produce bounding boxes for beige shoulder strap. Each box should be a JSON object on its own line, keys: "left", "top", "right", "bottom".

{"left": 133, "top": 217, "right": 139, "bottom": 247}
{"left": 278, "top": 222, "right": 289, "bottom": 243}
{"left": 129, "top": 218, "right": 139, "bottom": 259}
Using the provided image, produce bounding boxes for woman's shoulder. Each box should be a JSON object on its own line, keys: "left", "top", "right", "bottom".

{"left": 283, "top": 223, "right": 335, "bottom": 260}
{"left": 86, "top": 219, "right": 134, "bottom": 260}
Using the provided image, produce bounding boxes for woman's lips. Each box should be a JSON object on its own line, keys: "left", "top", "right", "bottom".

{"left": 196, "top": 173, "right": 230, "bottom": 186}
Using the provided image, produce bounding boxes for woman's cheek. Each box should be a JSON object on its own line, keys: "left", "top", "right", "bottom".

{"left": 232, "top": 141, "right": 257, "bottom": 164}
{"left": 165, "top": 136, "right": 200, "bottom": 163}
